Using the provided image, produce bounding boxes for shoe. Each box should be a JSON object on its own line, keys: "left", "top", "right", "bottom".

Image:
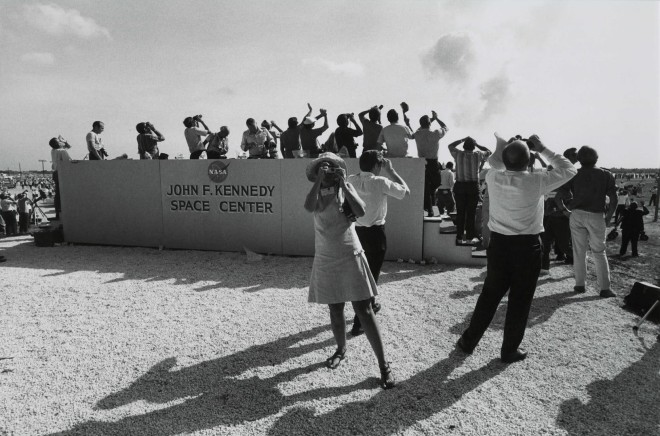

{"left": 573, "top": 285, "right": 586, "bottom": 294}
{"left": 372, "top": 302, "right": 382, "bottom": 314}
{"left": 600, "top": 289, "right": 616, "bottom": 298}
{"left": 631, "top": 253, "right": 639, "bottom": 258}
{"left": 501, "top": 349, "right": 528, "bottom": 363}
{"left": 325, "top": 348, "right": 346, "bottom": 369}
{"left": 456, "top": 336, "right": 474, "bottom": 354}
{"left": 350, "top": 315, "right": 364, "bottom": 336}
{"left": 379, "top": 363, "right": 396, "bottom": 389}
{"left": 564, "top": 257, "right": 574, "bottom": 265}
{"left": 555, "top": 254, "right": 566, "bottom": 261}
{"left": 539, "top": 269, "right": 550, "bottom": 276}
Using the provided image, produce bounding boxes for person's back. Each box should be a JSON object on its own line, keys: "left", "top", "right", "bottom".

{"left": 568, "top": 166, "right": 617, "bottom": 213}
{"left": 620, "top": 204, "right": 648, "bottom": 231}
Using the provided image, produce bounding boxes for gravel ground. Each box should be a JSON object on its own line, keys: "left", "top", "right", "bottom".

{"left": 0, "top": 217, "right": 658, "bottom": 436}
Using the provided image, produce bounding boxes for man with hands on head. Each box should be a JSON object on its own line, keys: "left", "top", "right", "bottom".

{"left": 358, "top": 105, "right": 384, "bottom": 152}
{"left": 456, "top": 133, "right": 576, "bottom": 364}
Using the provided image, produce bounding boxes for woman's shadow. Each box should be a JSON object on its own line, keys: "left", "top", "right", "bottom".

{"left": 46, "top": 324, "right": 371, "bottom": 436}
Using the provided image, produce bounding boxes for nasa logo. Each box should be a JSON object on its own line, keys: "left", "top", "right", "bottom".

{"left": 208, "top": 160, "right": 229, "bottom": 183}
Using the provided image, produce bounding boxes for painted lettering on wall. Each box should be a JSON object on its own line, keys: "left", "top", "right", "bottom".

{"left": 166, "top": 184, "right": 275, "bottom": 214}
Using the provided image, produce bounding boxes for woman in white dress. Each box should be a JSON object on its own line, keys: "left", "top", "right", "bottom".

{"left": 304, "top": 153, "right": 395, "bottom": 389}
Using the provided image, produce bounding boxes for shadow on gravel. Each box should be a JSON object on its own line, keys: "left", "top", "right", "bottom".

{"left": 555, "top": 340, "right": 660, "bottom": 435}
{"left": 45, "top": 324, "right": 376, "bottom": 436}
{"left": 267, "top": 350, "right": 505, "bottom": 435}
{"left": 449, "top": 291, "right": 602, "bottom": 335}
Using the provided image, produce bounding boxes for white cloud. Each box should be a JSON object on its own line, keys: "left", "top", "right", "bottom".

{"left": 422, "top": 32, "right": 476, "bottom": 81}
{"left": 23, "top": 3, "right": 111, "bottom": 40}
{"left": 302, "top": 57, "right": 365, "bottom": 77}
{"left": 21, "top": 51, "right": 55, "bottom": 65}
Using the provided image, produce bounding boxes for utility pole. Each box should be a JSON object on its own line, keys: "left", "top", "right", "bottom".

{"left": 38, "top": 160, "right": 47, "bottom": 175}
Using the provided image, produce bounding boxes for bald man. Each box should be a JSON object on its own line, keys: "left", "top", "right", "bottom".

{"left": 457, "top": 134, "right": 576, "bottom": 363}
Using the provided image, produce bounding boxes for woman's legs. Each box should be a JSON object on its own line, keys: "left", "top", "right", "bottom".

{"left": 327, "top": 303, "right": 347, "bottom": 367}
{"left": 352, "top": 299, "right": 386, "bottom": 367}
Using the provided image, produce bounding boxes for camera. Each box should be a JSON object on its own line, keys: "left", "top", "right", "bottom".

{"left": 193, "top": 114, "right": 202, "bottom": 120}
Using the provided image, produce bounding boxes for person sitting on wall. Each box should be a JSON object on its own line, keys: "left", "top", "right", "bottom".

{"left": 300, "top": 106, "right": 329, "bottom": 158}
{"left": 334, "top": 113, "right": 362, "bottom": 158}
{"left": 376, "top": 105, "right": 414, "bottom": 158}
{"left": 358, "top": 105, "right": 384, "bottom": 153}
{"left": 136, "top": 122, "right": 165, "bottom": 159}
{"left": 262, "top": 120, "right": 282, "bottom": 158}
{"left": 204, "top": 126, "right": 230, "bottom": 159}
{"left": 241, "top": 118, "right": 276, "bottom": 159}
{"left": 184, "top": 115, "right": 212, "bottom": 159}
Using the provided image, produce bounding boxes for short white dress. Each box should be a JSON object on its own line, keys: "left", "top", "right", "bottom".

{"left": 308, "top": 192, "right": 377, "bottom": 304}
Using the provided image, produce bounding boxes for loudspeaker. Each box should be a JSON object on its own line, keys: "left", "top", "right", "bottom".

{"left": 624, "top": 282, "right": 660, "bottom": 322}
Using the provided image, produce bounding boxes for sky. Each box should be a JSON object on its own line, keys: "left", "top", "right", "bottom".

{"left": 0, "top": 0, "right": 658, "bottom": 171}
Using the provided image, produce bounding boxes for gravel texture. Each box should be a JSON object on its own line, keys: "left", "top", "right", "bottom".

{"left": 0, "top": 217, "right": 658, "bottom": 435}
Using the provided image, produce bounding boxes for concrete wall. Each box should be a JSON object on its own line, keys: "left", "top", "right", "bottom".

{"left": 58, "top": 158, "right": 424, "bottom": 259}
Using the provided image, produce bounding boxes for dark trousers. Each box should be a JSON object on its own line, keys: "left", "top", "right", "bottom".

{"left": 620, "top": 228, "right": 640, "bottom": 256}
{"left": 1, "top": 211, "right": 17, "bottom": 236}
{"left": 461, "top": 232, "right": 543, "bottom": 355}
{"left": 453, "top": 181, "right": 480, "bottom": 239}
{"left": 352, "top": 225, "right": 386, "bottom": 330}
{"left": 19, "top": 212, "right": 30, "bottom": 233}
{"left": 206, "top": 151, "right": 226, "bottom": 159}
{"left": 436, "top": 189, "right": 455, "bottom": 214}
{"left": 424, "top": 159, "right": 441, "bottom": 214}
{"left": 53, "top": 171, "right": 61, "bottom": 215}
{"left": 190, "top": 150, "right": 205, "bottom": 159}
{"left": 541, "top": 215, "right": 572, "bottom": 269}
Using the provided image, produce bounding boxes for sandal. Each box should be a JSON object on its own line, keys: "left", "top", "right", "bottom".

{"left": 325, "top": 348, "right": 346, "bottom": 369}
{"left": 379, "top": 363, "right": 396, "bottom": 389}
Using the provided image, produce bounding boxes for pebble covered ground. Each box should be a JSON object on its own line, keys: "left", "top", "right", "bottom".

{"left": 0, "top": 218, "right": 659, "bottom": 435}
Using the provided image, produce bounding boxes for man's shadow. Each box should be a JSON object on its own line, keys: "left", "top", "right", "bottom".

{"left": 556, "top": 340, "right": 660, "bottom": 435}
{"left": 46, "top": 325, "right": 372, "bottom": 436}
{"left": 448, "top": 291, "right": 601, "bottom": 335}
{"left": 267, "top": 349, "right": 506, "bottom": 435}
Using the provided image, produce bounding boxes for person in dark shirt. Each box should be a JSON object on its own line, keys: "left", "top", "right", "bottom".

{"left": 334, "top": 113, "right": 363, "bottom": 158}
{"left": 616, "top": 201, "right": 649, "bottom": 257}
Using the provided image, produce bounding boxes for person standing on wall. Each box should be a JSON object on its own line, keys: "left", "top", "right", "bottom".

{"left": 410, "top": 108, "right": 448, "bottom": 217}
{"left": 86, "top": 121, "right": 108, "bottom": 160}
{"left": 448, "top": 136, "right": 491, "bottom": 245}
{"left": 184, "top": 115, "right": 212, "bottom": 159}
{"left": 347, "top": 151, "right": 409, "bottom": 336}
{"left": 49, "top": 136, "right": 72, "bottom": 220}
{"left": 564, "top": 146, "right": 618, "bottom": 298}
{"left": 457, "top": 133, "right": 576, "bottom": 363}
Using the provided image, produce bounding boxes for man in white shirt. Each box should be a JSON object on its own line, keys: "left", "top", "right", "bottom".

{"left": 347, "top": 151, "right": 409, "bottom": 335}
{"left": 377, "top": 109, "right": 414, "bottom": 158}
{"left": 456, "top": 133, "right": 576, "bottom": 363}
{"left": 86, "top": 121, "right": 107, "bottom": 160}
{"left": 412, "top": 110, "right": 448, "bottom": 216}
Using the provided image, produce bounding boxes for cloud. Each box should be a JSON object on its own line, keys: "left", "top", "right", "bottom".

{"left": 479, "top": 74, "right": 512, "bottom": 122}
{"left": 23, "top": 3, "right": 111, "bottom": 40}
{"left": 21, "top": 51, "right": 55, "bottom": 65}
{"left": 302, "top": 57, "right": 365, "bottom": 77}
{"left": 422, "top": 33, "right": 476, "bottom": 81}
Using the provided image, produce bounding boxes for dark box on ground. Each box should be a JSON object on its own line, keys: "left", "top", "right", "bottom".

{"left": 624, "top": 281, "right": 660, "bottom": 322}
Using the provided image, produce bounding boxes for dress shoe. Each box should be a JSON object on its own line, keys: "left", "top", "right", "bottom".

{"left": 600, "top": 289, "right": 616, "bottom": 298}
{"left": 573, "top": 285, "right": 586, "bottom": 294}
{"left": 501, "top": 349, "right": 528, "bottom": 363}
{"left": 456, "top": 336, "right": 474, "bottom": 354}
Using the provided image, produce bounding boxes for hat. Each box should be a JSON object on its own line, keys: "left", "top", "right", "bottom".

{"left": 302, "top": 117, "right": 316, "bottom": 126}
{"left": 305, "top": 152, "right": 347, "bottom": 182}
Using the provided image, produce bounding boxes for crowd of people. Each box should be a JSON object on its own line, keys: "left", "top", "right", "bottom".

{"left": 35, "top": 103, "right": 659, "bottom": 390}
